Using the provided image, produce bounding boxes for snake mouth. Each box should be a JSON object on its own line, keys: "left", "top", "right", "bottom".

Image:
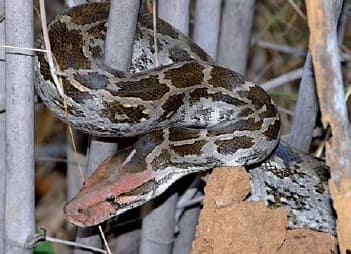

{"left": 64, "top": 200, "right": 117, "bottom": 227}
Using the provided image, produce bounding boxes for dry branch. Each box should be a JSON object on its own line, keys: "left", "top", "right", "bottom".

{"left": 306, "top": 0, "right": 351, "bottom": 252}
{"left": 261, "top": 68, "right": 303, "bottom": 90}
{"left": 288, "top": 53, "right": 318, "bottom": 152}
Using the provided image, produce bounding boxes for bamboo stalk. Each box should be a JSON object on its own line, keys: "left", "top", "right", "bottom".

{"left": 158, "top": 0, "right": 190, "bottom": 34}
{"left": 4, "top": 0, "right": 34, "bottom": 253}
{"left": 217, "top": 0, "right": 256, "bottom": 74}
{"left": 193, "top": 0, "right": 221, "bottom": 59}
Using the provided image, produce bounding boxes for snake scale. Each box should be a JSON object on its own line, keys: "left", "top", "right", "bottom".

{"left": 34, "top": 3, "right": 335, "bottom": 233}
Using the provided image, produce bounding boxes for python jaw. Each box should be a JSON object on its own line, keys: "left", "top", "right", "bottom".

{"left": 64, "top": 151, "right": 156, "bottom": 227}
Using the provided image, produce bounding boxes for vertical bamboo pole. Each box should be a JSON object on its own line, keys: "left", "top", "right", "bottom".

{"left": 217, "top": 0, "right": 255, "bottom": 74}
{"left": 193, "top": 0, "right": 221, "bottom": 59}
{"left": 158, "top": 0, "right": 190, "bottom": 34}
{"left": 4, "top": 0, "right": 34, "bottom": 253}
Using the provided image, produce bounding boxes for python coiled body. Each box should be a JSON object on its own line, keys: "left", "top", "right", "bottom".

{"left": 34, "top": 3, "right": 335, "bottom": 234}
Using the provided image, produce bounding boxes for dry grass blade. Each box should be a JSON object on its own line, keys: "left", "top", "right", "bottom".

{"left": 152, "top": 0, "right": 159, "bottom": 67}
{"left": 38, "top": 0, "right": 63, "bottom": 98}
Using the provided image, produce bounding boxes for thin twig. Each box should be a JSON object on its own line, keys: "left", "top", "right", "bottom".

{"left": 176, "top": 196, "right": 204, "bottom": 209}
{"left": 287, "top": 0, "right": 306, "bottom": 20}
{"left": 98, "top": 227, "right": 112, "bottom": 254}
{"left": 277, "top": 106, "right": 294, "bottom": 116}
{"left": 256, "top": 40, "right": 306, "bottom": 57}
{"left": 38, "top": 0, "right": 63, "bottom": 97}
{"left": 65, "top": 114, "right": 85, "bottom": 182}
{"left": 152, "top": 0, "right": 159, "bottom": 67}
{"left": 121, "top": 149, "right": 136, "bottom": 167}
{"left": 261, "top": 67, "right": 303, "bottom": 90}
{"left": 46, "top": 236, "right": 107, "bottom": 254}
{"left": 0, "top": 45, "right": 48, "bottom": 53}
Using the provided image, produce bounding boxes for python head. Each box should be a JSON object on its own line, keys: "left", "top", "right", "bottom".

{"left": 64, "top": 147, "right": 156, "bottom": 227}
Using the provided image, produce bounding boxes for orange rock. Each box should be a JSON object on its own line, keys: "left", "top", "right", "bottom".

{"left": 278, "top": 229, "right": 337, "bottom": 254}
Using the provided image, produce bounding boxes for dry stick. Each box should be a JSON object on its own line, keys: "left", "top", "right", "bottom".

{"left": 0, "top": 0, "right": 5, "bottom": 252}
{"left": 260, "top": 67, "right": 303, "bottom": 90}
{"left": 217, "top": 0, "right": 255, "bottom": 74}
{"left": 46, "top": 236, "right": 106, "bottom": 254}
{"left": 152, "top": 0, "right": 159, "bottom": 67}
{"left": 287, "top": 0, "right": 306, "bottom": 20}
{"left": 289, "top": 2, "right": 350, "bottom": 152}
{"left": 66, "top": 131, "right": 88, "bottom": 215}
{"left": 288, "top": 53, "right": 318, "bottom": 152}
{"left": 306, "top": 1, "right": 351, "bottom": 252}
{"left": 38, "top": 0, "right": 64, "bottom": 98}
{"left": 256, "top": 40, "right": 306, "bottom": 57}
{"left": 4, "top": 0, "right": 35, "bottom": 253}
{"left": 172, "top": 179, "right": 202, "bottom": 254}
{"left": 173, "top": 193, "right": 202, "bottom": 254}
{"left": 289, "top": 2, "right": 350, "bottom": 153}
{"left": 193, "top": 0, "right": 221, "bottom": 59}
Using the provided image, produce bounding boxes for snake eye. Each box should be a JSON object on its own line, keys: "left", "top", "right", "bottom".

{"left": 106, "top": 195, "right": 115, "bottom": 202}
{"left": 77, "top": 208, "right": 83, "bottom": 214}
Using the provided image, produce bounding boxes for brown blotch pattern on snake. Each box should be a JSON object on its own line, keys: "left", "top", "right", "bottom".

{"left": 62, "top": 79, "right": 93, "bottom": 103}
{"left": 263, "top": 119, "right": 280, "bottom": 141}
{"left": 151, "top": 149, "right": 172, "bottom": 171}
{"left": 171, "top": 140, "right": 206, "bottom": 156}
{"left": 169, "top": 128, "right": 201, "bottom": 142}
{"left": 113, "top": 75, "right": 170, "bottom": 101}
{"left": 215, "top": 136, "right": 254, "bottom": 155}
{"left": 238, "top": 86, "right": 277, "bottom": 119}
{"left": 208, "top": 66, "right": 248, "bottom": 90}
{"left": 87, "top": 22, "right": 107, "bottom": 39}
{"left": 164, "top": 63, "right": 205, "bottom": 88}
{"left": 189, "top": 87, "right": 247, "bottom": 107}
{"left": 101, "top": 101, "right": 148, "bottom": 124}
{"left": 68, "top": 3, "right": 109, "bottom": 26}
{"left": 49, "top": 21, "right": 91, "bottom": 70}
{"left": 159, "top": 93, "right": 186, "bottom": 121}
